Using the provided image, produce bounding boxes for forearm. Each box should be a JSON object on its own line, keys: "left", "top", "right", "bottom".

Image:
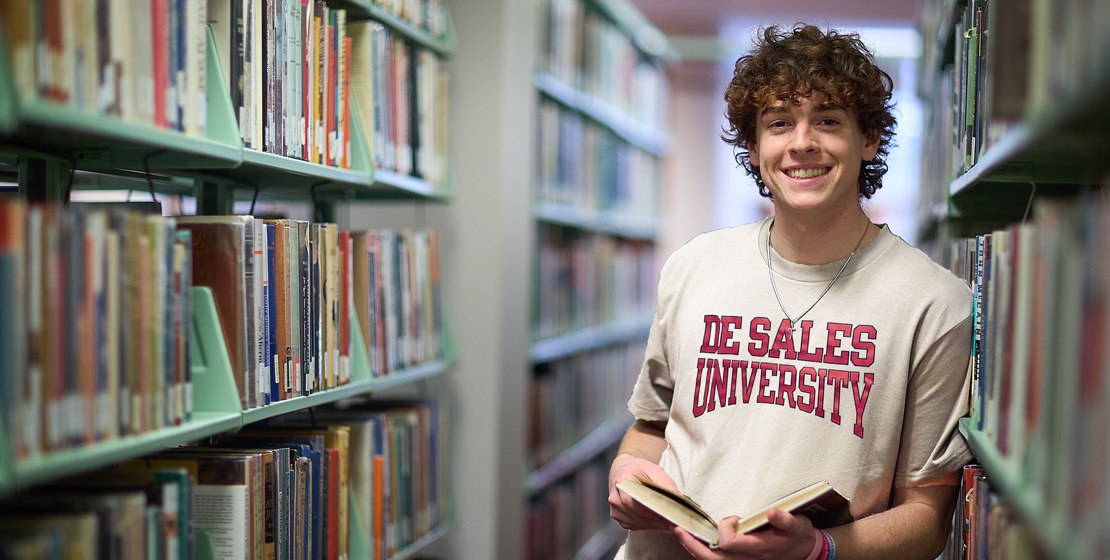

{"left": 824, "top": 484, "right": 958, "bottom": 560}
{"left": 616, "top": 419, "right": 668, "bottom": 463}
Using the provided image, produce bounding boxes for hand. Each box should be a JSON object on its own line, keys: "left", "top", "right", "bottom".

{"left": 673, "top": 509, "right": 816, "bottom": 560}
{"left": 608, "top": 453, "right": 680, "bottom": 531}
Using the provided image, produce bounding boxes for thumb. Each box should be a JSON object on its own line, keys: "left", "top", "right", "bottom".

{"left": 765, "top": 509, "right": 797, "bottom": 531}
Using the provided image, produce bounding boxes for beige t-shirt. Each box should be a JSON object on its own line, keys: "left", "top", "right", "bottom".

{"left": 617, "top": 219, "right": 973, "bottom": 559}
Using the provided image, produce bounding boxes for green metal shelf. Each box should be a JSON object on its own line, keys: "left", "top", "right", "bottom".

{"left": 12, "top": 411, "right": 244, "bottom": 492}
{"left": 338, "top": 0, "right": 457, "bottom": 56}
{"left": 533, "top": 202, "right": 659, "bottom": 241}
{"left": 524, "top": 415, "right": 632, "bottom": 496}
{"left": 0, "top": 27, "right": 243, "bottom": 172}
{"left": 0, "top": 26, "right": 451, "bottom": 204}
{"left": 2, "top": 287, "right": 453, "bottom": 495}
{"left": 942, "top": 65, "right": 1110, "bottom": 223}
{"left": 367, "top": 169, "right": 444, "bottom": 199}
{"left": 530, "top": 311, "right": 655, "bottom": 364}
{"left": 959, "top": 417, "right": 1077, "bottom": 560}
{"left": 534, "top": 72, "right": 670, "bottom": 157}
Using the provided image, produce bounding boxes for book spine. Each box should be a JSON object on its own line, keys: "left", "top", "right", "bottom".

{"left": 267, "top": 223, "right": 278, "bottom": 404}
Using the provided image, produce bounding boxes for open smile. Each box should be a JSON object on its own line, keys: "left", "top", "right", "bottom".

{"left": 784, "top": 167, "right": 831, "bottom": 179}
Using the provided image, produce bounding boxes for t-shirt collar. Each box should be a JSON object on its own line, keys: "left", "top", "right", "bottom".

{"left": 756, "top": 216, "right": 894, "bottom": 283}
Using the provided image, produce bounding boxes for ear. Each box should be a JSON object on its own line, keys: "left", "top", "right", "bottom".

{"left": 862, "top": 129, "right": 880, "bottom": 161}
{"left": 747, "top": 140, "right": 760, "bottom": 167}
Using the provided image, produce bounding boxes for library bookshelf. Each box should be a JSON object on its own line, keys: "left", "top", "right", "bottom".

{"left": 917, "top": 0, "right": 1110, "bottom": 558}
{"left": 527, "top": 0, "right": 671, "bottom": 557}
{"left": 0, "top": 3, "right": 456, "bottom": 560}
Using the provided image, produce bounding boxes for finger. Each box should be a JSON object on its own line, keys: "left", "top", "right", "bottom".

{"left": 765, "top": 509, "right": 795, "bottom": 531}
{"left": 717, "top": 515, "right": 740, "bottom": 541}
{"left": 672, "top": 527, "right": 721, "bottom": 560}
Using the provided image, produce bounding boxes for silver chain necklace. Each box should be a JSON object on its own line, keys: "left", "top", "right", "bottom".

{"left": 766, "top": 218, "right": 871, "bottom": 336}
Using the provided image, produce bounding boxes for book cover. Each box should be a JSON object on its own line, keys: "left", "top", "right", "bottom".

{"left": 266, "top": 223, "right": 277, "bottom": 405}
{"left": 175, "top": 218, "right": 249, "bottom": 409}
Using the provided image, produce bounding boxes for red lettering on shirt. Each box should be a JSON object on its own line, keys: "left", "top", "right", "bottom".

{"left": 726, "top": 360, "right": 743, "bottom": 405}
{"left": 768, "top": 319, "right": 797, "bottom": 360}
{"left": 851, "top": 325, "right": 877, "bottom": 368}
{"left": 748, "top": 317, "right": 771, "bottom": 357}
{"left": 719, "top": 316, "right": 743, "bottom": 355}
{"left": 814, "top": 369, "right": 828, "bottom": 418}
{"left": 757, "top": 362, "right": 778, "bottom": 404}
{"left": 851, "top": 371, "right": 874, "bottom": 438}
{"left": 705, "top": 359, "right": 728, "bottom": 413}
{"left": 692, "top": 358, "right": 708, "bottom": 417}
{"left": 700, "top": 315, "right": 722, "bottom": 353}
{"left": 776, "top": 363, "right": 797, "bottom": 408}
{"left": 827, "top": 369, "right": 851, "bottom": 425}
{"left": 797, "top": 320, "right": 824, "bottom": 362}
{"left": 797, "top": 366, "right": 818, "bottom": 413}
{"left": 824, "top": 323, "right": 852, "bottom": 365}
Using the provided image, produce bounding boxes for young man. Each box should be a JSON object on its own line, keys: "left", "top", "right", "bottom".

{"left": 608, "top": 25, "right": 973, "bottom": 560}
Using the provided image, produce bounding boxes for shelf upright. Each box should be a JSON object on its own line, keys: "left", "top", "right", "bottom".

{"left": 528, "top": 2, "right": 670, "bottom": 554}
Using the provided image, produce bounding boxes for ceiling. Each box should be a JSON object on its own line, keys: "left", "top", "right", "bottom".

{"left": 627, "top": 0, "right": 922, "bottom": 37}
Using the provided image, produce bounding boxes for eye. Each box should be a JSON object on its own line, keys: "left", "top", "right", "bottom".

{"left": 767, "top": 120, "right": 788, "bottom": 130}
{"left": 818, "top": 117, "right": 840, "bottom": 126}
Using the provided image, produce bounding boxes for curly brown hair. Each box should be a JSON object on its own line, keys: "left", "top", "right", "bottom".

{"left": 723, "top": 24, "right": 896, "bottom": 199}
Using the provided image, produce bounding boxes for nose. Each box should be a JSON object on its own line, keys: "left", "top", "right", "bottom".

{"left": 788, "top": 122, "right": 818, "bottom": 154}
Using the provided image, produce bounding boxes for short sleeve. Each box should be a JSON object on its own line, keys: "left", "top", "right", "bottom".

{"left": 895, "top": 314, "right": 975, "bottom": 486}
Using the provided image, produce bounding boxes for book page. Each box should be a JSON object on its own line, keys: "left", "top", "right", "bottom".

{"left": 194, "top": 484, "right": 250, "bottom": 560}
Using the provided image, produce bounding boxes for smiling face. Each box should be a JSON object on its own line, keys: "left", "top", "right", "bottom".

{"left": 747, "top": 92, "right": 880, "bottom": 218}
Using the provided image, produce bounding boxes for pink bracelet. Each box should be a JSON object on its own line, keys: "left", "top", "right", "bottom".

{"left": 802, "top": 527, "right": 825, "bottom": 560}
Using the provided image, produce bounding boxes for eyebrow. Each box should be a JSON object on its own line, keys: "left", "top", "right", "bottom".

{"left": 760, "top": 106, "right": 790, "bottom": 119}
{"left": 759, "top": 103, "right": 849, "bottom": 120}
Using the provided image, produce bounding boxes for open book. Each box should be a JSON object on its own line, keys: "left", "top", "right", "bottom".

{"left": 615, "top": 476, "right": 851, "bottom": 548}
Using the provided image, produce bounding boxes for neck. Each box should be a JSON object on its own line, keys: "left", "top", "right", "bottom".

{"left": 769, "top": 206, "right": 876, "bottom": 266}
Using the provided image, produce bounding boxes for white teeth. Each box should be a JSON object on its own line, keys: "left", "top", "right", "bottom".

{"left": 787, "top": 168, "right": 830, "bottom": 179}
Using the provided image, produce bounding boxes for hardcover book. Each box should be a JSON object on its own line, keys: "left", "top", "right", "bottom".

{"left": 615, "top": 477, "right": 851, "bottom": 548}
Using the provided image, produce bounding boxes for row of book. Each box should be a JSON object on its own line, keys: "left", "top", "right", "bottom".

{"left": 0, "top": 203, "right": 196, "bottom": 459}
{"left": 537, "top": 0, "right": 667, "bottom": 130}
{"left": 171, "top": 218, "right": 443, "bottom": 410}
{"left": 940, "top": 465, "right": 1048, "bottom": 560}
{"left": 0, "top": 0, "right": 451, "bottom": 184}
{"left": 531, "top": 342, "right": 643, "bottom": 468}
{"left": 350, "top": 22, "right": 449, "bottom": 185}
{"left": 0, "top": 201, "right": 444, "bottom": 461}
{"left": 0, "top": 400, "right": 447, "bottom": 560}
{"left": 945, "top": 190, "right": 1110, "bottom": 560}
{"left": 535, "top": 98, "right": 660, "bottom": 219}
{"left": 534, "top": 224, "right": 655, "bottom": 340}
{"left": 209, "top": 0, "right": 354, "bottom": 166}
{"left": 527, "top": 453, "right": 618, "bottom": 560}
{"left": 917, "top": 0, "right": 1110, "bottom": 205}
{"left": 1, "top": 0, "right": 208, "bottom": 135}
